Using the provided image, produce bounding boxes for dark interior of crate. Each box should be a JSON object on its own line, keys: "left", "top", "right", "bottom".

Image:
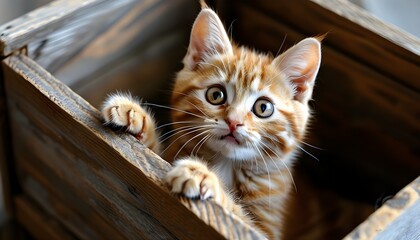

{"left": 30, "top": 0, "right": 419, "bottom": 239}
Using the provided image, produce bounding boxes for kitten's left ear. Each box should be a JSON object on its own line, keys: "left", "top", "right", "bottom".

{"left": 272, "top": 38, "right": 322, "bottom": 103}
{"left": 183, "top": 7, "right": 233, "bottom": 70}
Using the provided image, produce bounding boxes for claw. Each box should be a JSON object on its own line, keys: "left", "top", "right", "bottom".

{"left": 134, "top": 132, "right": 143, "bottom": 141}
{"left": 165, "top": 159, "right": 219, "bottom": 202}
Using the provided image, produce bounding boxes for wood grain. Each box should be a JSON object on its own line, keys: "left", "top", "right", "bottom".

{"left": 17, "top": 152, "right": 125, "bottom": 239}
{"left": 11, "top": 107, "right": 175, "bottom": 239}
{"left": 0, "top": 62, "right": 16, "bottom": 219}
{"left": 14, "top": 196, "right": 76, "bottom": 240}
{"left": 0, "top": 0, "right": 136, "bottom": 72}
{"left": 3, "top": 54, "right": 264, "bottom": 239}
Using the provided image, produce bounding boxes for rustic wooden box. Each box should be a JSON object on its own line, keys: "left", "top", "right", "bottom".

{"left": 1, "top": 0, "right": 419, "bottom": 239}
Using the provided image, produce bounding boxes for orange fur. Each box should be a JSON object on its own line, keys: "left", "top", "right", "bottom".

{"left": 163, "top": 8, "right": 321, "bottom": 237}
{"left": 101, "top": 5, "right": 321, "bottom": 239}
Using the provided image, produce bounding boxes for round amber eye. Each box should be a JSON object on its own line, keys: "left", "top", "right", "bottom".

{"left": 206, "top": 85, "right": 226, "bottom": 105}
{"left": 253, "top": 98, "right": 274, "bottom": 118}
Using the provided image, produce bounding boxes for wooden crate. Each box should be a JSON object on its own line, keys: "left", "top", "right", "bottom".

{"left": 0, "top": 0, "right": 419, "bottom": 239}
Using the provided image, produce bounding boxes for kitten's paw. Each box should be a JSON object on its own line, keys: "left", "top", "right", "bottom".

{"left": 165, "top": 159, "right": 221, "bottom": 201}
{"left": 101, "top": 94, "right": 150, "bottom": 136}
{"left": 101, "top": 94, "right": 160, "bottom": 152}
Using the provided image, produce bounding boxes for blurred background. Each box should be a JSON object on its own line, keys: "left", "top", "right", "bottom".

{"left": 350, "top": 0, "right": 420, "bottom": 38}
{"left": 0, "top": 0, "right": 52, "bottom": 24}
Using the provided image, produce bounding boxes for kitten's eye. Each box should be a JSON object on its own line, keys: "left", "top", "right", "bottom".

{"left": 253, "top": 98, "right": 274, "bottom": 118}
{"left": 206, "top": 85, "right": 226, "bottom": 105}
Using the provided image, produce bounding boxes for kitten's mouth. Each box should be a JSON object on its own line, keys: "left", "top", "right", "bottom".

{"left": 221, "top": 133, "right": 240, "bottom": 145}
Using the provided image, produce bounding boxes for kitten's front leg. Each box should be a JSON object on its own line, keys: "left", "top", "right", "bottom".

{"left": 165, "top": 158, "right": 248, "bottom": 221}
{"left": 101, "top": 94, "right": 160, "bottom": 153}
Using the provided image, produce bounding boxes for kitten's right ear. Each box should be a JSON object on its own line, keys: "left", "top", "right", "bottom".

{"left": 183, "top": 8, "right": 233, "bottom": 70}
{"left": 272, "top": 38, "right": 322, "bottom": 104}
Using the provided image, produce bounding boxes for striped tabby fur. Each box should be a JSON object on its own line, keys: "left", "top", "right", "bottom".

{"left": 101, "top": 3, "right": 322, "bottom": 239}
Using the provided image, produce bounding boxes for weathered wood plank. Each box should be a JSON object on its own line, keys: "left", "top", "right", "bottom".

{"left": 11, "top": 107, "right": 175, "bottom": 239}
{"left": 3, "top": 54, "right": 264, "bottom": 240}
{"left": 16, "top": 151, "right": 125, "bottom": 239}
{"left": 234, "top": 0, "right": 420, "bottom": 203}
{"left": 344, "top": 176, "right": 420, "bottom": 240}
{"left": 239, "top": 0, "right": 420, "bottom": 92}
{"left": 14, "top": 196, "right": 76, "bottom": 240}
{"left": 0, "top": 0, "right": 136, "bottom": 72}
{"left": 5, "top": 56, "right": 201, "bottom": 239}
{"left": 0, "top": 61, "right": 17, "bottom": 220}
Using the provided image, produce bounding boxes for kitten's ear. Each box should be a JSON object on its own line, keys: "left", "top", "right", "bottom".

{"left": 183, "top": 7, "right": 233, "bottom": 70}
{"left": 273, "top": 38, "right": 322, "bottom": 103}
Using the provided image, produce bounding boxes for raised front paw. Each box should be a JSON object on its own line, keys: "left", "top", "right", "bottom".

{"left": 165, "top": 159, "right": 222, "bottom": 201}
{"left": 101, "top": 93, "right": 160, "bottom": 153}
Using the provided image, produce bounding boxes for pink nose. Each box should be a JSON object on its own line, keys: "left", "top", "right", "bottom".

{"left": 225, "top": 118, "right": 244, "bottom": 132}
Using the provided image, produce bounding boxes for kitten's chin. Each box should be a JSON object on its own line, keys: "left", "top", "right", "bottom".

{"left": 207, "top": 139, "right": 257, "bottom": 161}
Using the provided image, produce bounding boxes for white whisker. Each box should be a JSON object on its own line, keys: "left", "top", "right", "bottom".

{"left": 258, "top": 141, "right": 297, "bottom": 193}
{"left": 297, "top": 140, "right": 325, "bottom": 150}
{"left": 192, "top": 133, "right": 212, "bottom": 156}
{"left": 160, "top": 127, "right": 209, "bottom": 155}
{"left": 275, "top": 33, "right": 288, "bottom": 57}
{"left": 174, "top": 130, "right": 211, "bottom": 160}
{"left": 258, "top": 142, "right": 282, "bottom": 173}
{"left": 251, "top": 141, "right": 272, "bottom": 209}
{"left": 159, "top": 125, "right": 213, "bottom": 144}
{"left": 296, "top": 145, "right": 320, "bottom": 162}
{"left": 156, "top": 120, "right": 205, "bottom": 130}
{"left": 263, "top": 132, "right": 321, "bottom": 162}
{"left": 141, "top": 102, "right": 207, "bottom": 120}
{"left": 171, "top": 91, "right": 211, "bottom": 118}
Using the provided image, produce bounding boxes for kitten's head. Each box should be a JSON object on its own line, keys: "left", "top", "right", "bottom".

{"left": 170, "top": 6, "right": 321, "bottom": 163}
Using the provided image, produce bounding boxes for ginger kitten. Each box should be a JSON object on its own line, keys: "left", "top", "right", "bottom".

{"left": 101, "top": 4, "right": 321, "bottom": 239}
